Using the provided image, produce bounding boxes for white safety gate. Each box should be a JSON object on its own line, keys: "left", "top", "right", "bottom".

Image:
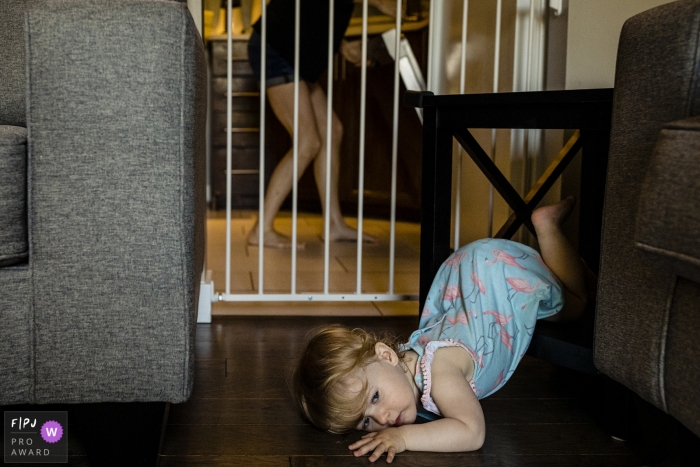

{"left": 198, "top": 0, "right": 559, "bottom": 321}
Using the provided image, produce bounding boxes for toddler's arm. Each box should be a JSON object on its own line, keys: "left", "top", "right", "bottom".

{"left": 349, "top": 351, "right": 485, "bottom": 462}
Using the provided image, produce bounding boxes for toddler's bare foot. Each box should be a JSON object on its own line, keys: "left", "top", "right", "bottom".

{"left": 247, "top": 225, "right": 306, "bottom": 249}
{"left": 325, "top": 223, "right": 378, "bottom": 244}
{"left": 531, "top": 196, "right": 576, "bottom": 235}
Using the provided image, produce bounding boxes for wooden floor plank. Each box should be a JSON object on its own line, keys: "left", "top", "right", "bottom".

{"left": 0, "top": 458, "right": 93, "bottom": 467}
{"left": 159, "top": 455, "right": 290, "bottom": 467}
{"left": 161, "top": 421, "right": 636, "bottom": 457}
{"left": 161, "top": 423, "right": 354, "bottom": 457}
{"left": 194, "top": 317, "right": 418, "bottom": 360}
{"left": 479, "top": 398, "right": 593, "bottom": 425}
{"left": 168, "top": 396, "right": 591, "bottom": 427}
{"left": 190, "top": 359, "right": 294, "bottom": 399}
{"left": 168, "top": 397, "right": 303, "bottom": 425}
{"left": 290, "top": 453, "right": 645, "bottom": 467}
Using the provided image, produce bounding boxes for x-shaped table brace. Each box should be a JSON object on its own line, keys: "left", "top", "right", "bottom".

{"left": 455, "top": 128, "right": 583, "bottom": 240}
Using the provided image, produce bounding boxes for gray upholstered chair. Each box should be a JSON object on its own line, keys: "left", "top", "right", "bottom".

{"left": 595, "top": 0, "right": 700, "bottom": 442}
{"left": 0, "top": 0, "right": 206, "bottom": 406}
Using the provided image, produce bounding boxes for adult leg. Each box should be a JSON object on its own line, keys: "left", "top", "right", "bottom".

{"left": 247, "top": 81, "right": 322, "bottom": 248}
{"left": 306, "top": 83, "right": 377, "bottom": 243}
{"left": 531, "top": 196, "right": 589, "bottom": 322}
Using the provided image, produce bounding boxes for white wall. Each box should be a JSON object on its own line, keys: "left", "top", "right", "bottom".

{"left": 565, "top": 0, "right": 675, "bottom": 89}
{"left": 188, "top": 0, "right": 203, "bottom": 34}
{"left": 557, "top": 0, "right": 674, "bottom": 248}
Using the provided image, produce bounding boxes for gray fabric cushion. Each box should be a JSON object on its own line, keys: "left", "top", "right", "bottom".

{"left": 0, "top": 265, "right": 32, "bottom": 405}
{"left": 0, "top": 1, "right": 42, "bottom": 127}
{"left": 664, "top": 278, "right": 700, "bottom": 438}
{"left": 595, "top": 0, "right": 700, "bottom": 411}
{"left": 635, "top": 117, "right": 700, "bottom": 283}
{"left": 26, "top": 0, "right": 205, "bottom": 404}
{"left": 0, "top": 126, "right": 28, "bottom": 267}
{"left": 0, "top": 0, "right": 184, "bottom": 127}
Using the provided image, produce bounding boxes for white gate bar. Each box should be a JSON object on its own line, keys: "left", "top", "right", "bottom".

{"left": 323, "top": 0, "right": 335, "bottom": 295}
{"left": 388, "top": 0, "right": 403, "bottom": 294}
{"left": 526, "top": 0, "right": 536, "bottom": 89}
{"left": 219, "top": 293, "right": 415, "bottom": 302}
{"left": 523, "top": 0, "right": 537, "bottom": 192}
{"left": 355, "top": 0, "right": 369, "bottom": 294}
{"left": 492, "top": 0, "right": 502, "bottom": 94}
{"left": 454, "top": 0, "right": 469, "bottom": 251}
{"left": 225, "top": 0, "right": 233, "bottom": 295}
{"left": 257, "top": 0, "right": 267, "bottom": 294}
{"left": 291, "top": 0, "right": 302, "bottom": 292}
{"left": 488, "top": 0, "right": 503, "bottom": 238}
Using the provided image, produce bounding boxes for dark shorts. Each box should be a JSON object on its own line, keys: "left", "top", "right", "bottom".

{"left": 247, "top": 32, "right": 297, "bottom": 88}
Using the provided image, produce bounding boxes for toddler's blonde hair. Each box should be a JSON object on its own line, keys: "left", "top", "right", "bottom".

{"left": 291, "top": 325, "right": 404, "bottom": 434}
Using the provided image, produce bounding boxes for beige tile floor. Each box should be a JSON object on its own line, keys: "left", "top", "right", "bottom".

{"left": 206, "top": 210, "right": 421, "bottom": 316}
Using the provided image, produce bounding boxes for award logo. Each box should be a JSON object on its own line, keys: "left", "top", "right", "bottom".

{"left": 4, "top": 411, "right": 68, "bottom": 463}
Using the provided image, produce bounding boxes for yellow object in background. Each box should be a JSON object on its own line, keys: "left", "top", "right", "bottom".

{"left": 203, "top": 0, "right": 263, "bottom": 40}
{"left": 203, "top": 9, "right": 214, "bottom": 38}
{"left": 203, "top": 1, "right": 227, "bottom": 39}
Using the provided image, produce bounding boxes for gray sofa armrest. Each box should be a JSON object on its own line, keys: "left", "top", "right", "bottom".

{"left": 25, "top": 0, "right": 206, "bottom": 403}
{"left": 595, "top": 1, "right": 700, "bottom": 439}
{"left": 635, "top": 117, "right": 700, "bottom": 283}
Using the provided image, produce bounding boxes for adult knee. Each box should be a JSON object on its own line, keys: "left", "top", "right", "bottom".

{"left": 297, "top": 133, "right": 322, "bottom": 165}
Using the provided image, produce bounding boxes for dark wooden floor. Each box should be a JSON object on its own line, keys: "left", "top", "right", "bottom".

{"left": 156, "top": 315, "right": 682, "bottom": 467}
{"left": 3, "top": 315, "right": 697, "bottom": 466}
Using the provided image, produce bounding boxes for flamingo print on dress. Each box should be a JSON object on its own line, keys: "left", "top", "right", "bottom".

{"left": 471, "top": 271, "right": 486, "bottom": 295}
{"left": 446, "top": 310, "right": 478, "bottom": 327}
{"left": 443, "top": 251, "right": 468, "bottom": 271}
{"left": 505, "top": 277, "right": 545, "bottom": 300}
{"left": 486, "top": 249, "right": 528, "bottom": 270}
{"left": 484, "top": 310, "right": 514, "bottom": 353}
{"left": 462, "top": 267, "right": 485, "bottom": 304}
{"left": 442, "top": 284, "right": 461, "bottom": 301}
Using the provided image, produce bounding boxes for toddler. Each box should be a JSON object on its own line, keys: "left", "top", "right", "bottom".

{"left": 291, "top": 197, "right": 591, "bottom": 462}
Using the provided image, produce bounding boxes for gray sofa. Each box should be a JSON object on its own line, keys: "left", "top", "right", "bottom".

{"left": 595, "top": 0, "right": 700, "bottom": 440}
{"left": 0, "top": 0, "right": 206, "bottom": 405}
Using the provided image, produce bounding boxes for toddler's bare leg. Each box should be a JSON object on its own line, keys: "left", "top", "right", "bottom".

{"left": 531, "top": 196, "right": 588, "bottom": 322}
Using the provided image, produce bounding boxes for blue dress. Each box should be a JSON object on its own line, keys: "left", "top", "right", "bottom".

{"left": 401, "top": 239, "right": 564, "bottom": 417}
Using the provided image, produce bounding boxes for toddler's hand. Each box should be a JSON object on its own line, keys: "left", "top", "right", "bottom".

{"left": 348, "top": 429, "right": 406, "bottom": 463}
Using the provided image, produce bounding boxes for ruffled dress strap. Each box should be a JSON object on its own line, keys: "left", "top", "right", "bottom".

{"left": 414, "top": 339, "right": 478, "bottom": 416}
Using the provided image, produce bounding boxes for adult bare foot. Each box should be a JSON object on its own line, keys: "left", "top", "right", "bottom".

{"left": 326, "top": 222, "right": 378, "bottom": 244}
{"left": 247, "top": 225, "right": 306, "bottom": 249}
{"left": 531, "top": 196, "right": 576, "bottom": 235}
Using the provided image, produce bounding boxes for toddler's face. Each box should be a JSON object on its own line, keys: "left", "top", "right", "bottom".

{"left": 349, "top": 358, "right": 418, "bottom": 432}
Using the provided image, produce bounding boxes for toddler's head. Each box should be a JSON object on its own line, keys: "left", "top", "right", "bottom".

{"left": 291, "top": 325, "right": 404, "bottom": 434}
